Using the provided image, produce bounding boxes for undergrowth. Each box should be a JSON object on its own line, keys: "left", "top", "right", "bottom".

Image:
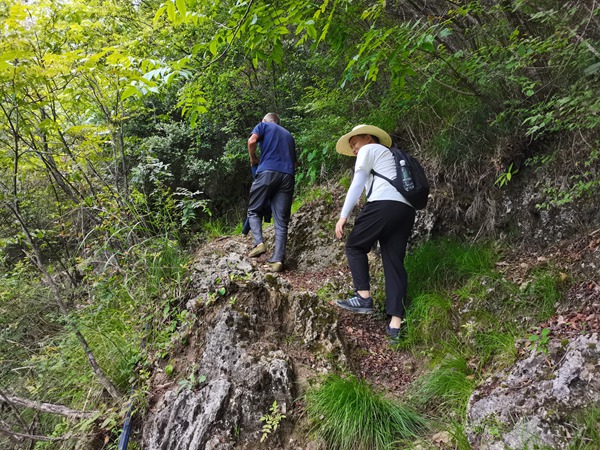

{"left": 0, "top": 209, "right": 193, "bottom": 445}
{"left": 397, "top": 238, "right": 565, "bottom": 446}
{"left": 312, "top": 238, "right": 568, "bottom": 448}
{"left": 304, "top": 374, "right": 427, "bottom": 449}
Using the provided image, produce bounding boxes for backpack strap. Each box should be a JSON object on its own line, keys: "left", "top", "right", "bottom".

{"left": 367, "top": 169, "right": 394, "bottom": 199}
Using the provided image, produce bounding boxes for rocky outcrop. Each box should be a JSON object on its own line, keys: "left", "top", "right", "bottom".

{"left": 466, "top": 333, "right": 600, "bottom": 449}
{"left": 142, "top": 239, "right": 343, "bottom": 450}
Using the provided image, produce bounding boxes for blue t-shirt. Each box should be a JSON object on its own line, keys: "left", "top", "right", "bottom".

{"left": 251, "top": 122, "right": 296, "bottom": 175}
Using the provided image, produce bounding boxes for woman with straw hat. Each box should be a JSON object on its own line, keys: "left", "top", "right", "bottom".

{"left": 334, "top": 124, "right": 416, "bottom": 339}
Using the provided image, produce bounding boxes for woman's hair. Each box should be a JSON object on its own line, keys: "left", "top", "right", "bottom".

{"left": 369, "top": 135, "right": 380, "bottom": 143}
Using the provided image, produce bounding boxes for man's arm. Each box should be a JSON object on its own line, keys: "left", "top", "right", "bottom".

{"left": 248, "top": 133, "right": 260, "bottom": 166}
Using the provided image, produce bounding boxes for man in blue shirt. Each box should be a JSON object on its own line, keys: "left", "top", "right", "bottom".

{"left": 246, "top": 113, "right": 297, "bottom": 272}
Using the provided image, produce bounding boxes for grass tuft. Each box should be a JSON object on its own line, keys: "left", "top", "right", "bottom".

{"left": 401, "top": 293, "right": 454, "bottom": 349}
{"left": 405, "top": 240, "right": 497, "bottom": 299}
{"left": 410, "top": 355, "right": 475, "bottom": 417}
{"left": 568, "top": 405, "right": 600, "bottom": 449}
{"left": 305, "top": 374, "right": 427, "bottom": 449}
{"left": 473, "top": 329, "right": 518, "bottom": 370}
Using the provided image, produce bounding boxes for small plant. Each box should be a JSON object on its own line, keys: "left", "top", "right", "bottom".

{"left": 259, "top": 400, "right": 286, "bottom": 443}
{"left": 494, "top": 163, "right": 518, "bottom": 188}
{"left": 174, "top": 188, "right": 210, "bottom": 227}
{"left": 177, "top": 364, "right": 206, "bottom": 391}
{"left": 528, "top": 327, "right": 551, "bottom": 354}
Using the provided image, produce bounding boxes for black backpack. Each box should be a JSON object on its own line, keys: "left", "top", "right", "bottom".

{"left": 369, "top": 145, "right": 430, "bottom": 210}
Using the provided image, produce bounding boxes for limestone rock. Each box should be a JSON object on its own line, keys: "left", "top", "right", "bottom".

{"left": 466, "top": 333, "right": 600, "bottom": 449}
{"left": 142, "top": 249, "right": 344, "bottom": 450}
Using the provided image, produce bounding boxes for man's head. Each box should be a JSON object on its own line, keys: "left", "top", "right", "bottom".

{"left": 262, "top": 113, "right": 280, "bottom": 124}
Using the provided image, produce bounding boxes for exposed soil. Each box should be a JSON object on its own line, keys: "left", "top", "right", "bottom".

{"left": 283, "top": 264, "right": 418, "bottom": 396}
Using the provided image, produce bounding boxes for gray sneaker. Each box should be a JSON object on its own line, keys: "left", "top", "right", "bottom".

{"left": 336, "top": 294, "right": 374, "bottom": 314}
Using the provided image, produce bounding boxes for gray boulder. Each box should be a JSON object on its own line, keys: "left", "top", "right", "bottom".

{"left": 467, "top": 333, "right": 600, "bottom": 449}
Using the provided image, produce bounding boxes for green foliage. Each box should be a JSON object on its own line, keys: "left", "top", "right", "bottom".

{"left": 410, "top": 355, "right": 476, "bottom": 416}
{"left": 304, "top": 374, "right": 427, "bottom": 449}
{"left": 447, "top": 419, "right": 472, "bottom": 450}
{"left": 533, "top": 147, "right": 600, "bottom": 210}
{"left": 399, "top": 239, "right": 564, "bottom": 400}
{"left": 528, "top": 327, "right": 551, "bottom": 354}
{"left": 405, "top": 239, "right": 497, "bottom": 300}
{"left": 1, "top": 0, "right": 597, "bottom": 446}
{"left": 292, "top": 112, "right": 353, "bottom": 189}
{"left": 401, "top": 293, "right": 454, "bottom": 350}
{"left": 519, "top": 269, "right": 562, "bottom": 321}
{"left": 495, "top": 163, "right": 519, "bottom": 188}
{"left": 292, "top": 185, "right": 334, "bottom": 214}
{"left": 202, "top": 218, "right": 230, "bottom": 239}
{"left": 0, "top": 262, "right": 58, "bottom": 383}
{"left": 472, "top": 329, "right": 518, "bottom": 370}
{"left": 129, "top": 122, "right": 250, "bottom": 220}
{"left": 338, "top": 174, "right": 352, "bottom": 190}
{"left": 567, "top": 405, "right": 600, "bottom": 449}
{"left": 177, "top": 364, "right": 207, "bottom": 391}
{"left": 259, "top": 400, "right": 286, "bottom": 443}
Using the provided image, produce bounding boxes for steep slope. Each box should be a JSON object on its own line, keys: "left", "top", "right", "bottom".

{"left": 140, "top": 166, "right": 598, "bottom": 449}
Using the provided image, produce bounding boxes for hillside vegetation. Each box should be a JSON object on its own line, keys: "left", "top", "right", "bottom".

{"left": 1, "top": 0, "right": 599, "bottom": 448}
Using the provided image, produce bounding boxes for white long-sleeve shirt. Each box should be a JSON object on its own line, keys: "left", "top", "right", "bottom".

{"left": 340, "top": 143, "right": 411, "bottom": 218}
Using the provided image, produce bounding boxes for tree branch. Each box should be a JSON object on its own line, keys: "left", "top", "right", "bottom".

{"left": 0, "top": 393, "right": 98, "bottom": 419}
{"left": 0, "top": 420, "right": 78, "bottom": 443}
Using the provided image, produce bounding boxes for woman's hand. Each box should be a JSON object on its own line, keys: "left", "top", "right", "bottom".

{"left": 335, "top": 217, "right": 347, "bottom": 239}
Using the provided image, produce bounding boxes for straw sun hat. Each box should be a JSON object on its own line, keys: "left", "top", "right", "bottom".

{"left": 335, "top": 124, "right": 392, "bottom": 156}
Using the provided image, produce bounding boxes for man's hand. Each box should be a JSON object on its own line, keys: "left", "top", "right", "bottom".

{"left": 335, "top": 217, "right": 347, "bottom": 239}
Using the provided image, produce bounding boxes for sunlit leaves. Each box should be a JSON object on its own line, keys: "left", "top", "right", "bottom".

{"left": 4, "top": 1, "right": 28, "bottom": 32}
{"left": 177, "top": 84, "right": 207, "bottom": 127}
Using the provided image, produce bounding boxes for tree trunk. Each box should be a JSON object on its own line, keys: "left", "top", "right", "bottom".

{"left": 4, "top": 201, "right": 122, "bottom": 402}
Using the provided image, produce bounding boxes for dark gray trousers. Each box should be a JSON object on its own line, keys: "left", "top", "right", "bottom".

{"left": 248, "top": 170, "right": 294, "bottom": 262}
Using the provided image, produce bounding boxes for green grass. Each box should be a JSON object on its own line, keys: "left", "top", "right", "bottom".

{"left": 409, "top": 355, "right": 476, "bottom": 417}
{"left": 567, "top": 405, "right": 600, "bottom": 450}
{"left": 519, "top": 269, "right": 562, "bottom": 321}
{"left": 401, "top": 239, "right": 563, "bottom": 365}
{"left": 291, "top": 185, "right": 334, "bottom": 214}
{"left": 144, "top": 236, "right": 189, "bottom": 294}
{"left": 304, "top": 374, "right": 427, "bottom": 449}
{"left": 400, "top": 293, "right": 454, "bottom": 349}
{"left": 379, "top": 238, "right": 574, "bottom": 448}
{"left": 472, "top": 328, "right": 518, "bottom": 370}
{"left": 448, "top": 419, "right": 472, "bottom": 450}
{"left": 201, "top": 217, "right": 230, "bottom": 239}
{"left": 405, "top": 239, "right": 497, "bottom": 300}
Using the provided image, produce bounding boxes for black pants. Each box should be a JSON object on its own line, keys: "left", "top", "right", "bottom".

{"left": 346, "top": 200, "right": 415, "bottom": 318}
